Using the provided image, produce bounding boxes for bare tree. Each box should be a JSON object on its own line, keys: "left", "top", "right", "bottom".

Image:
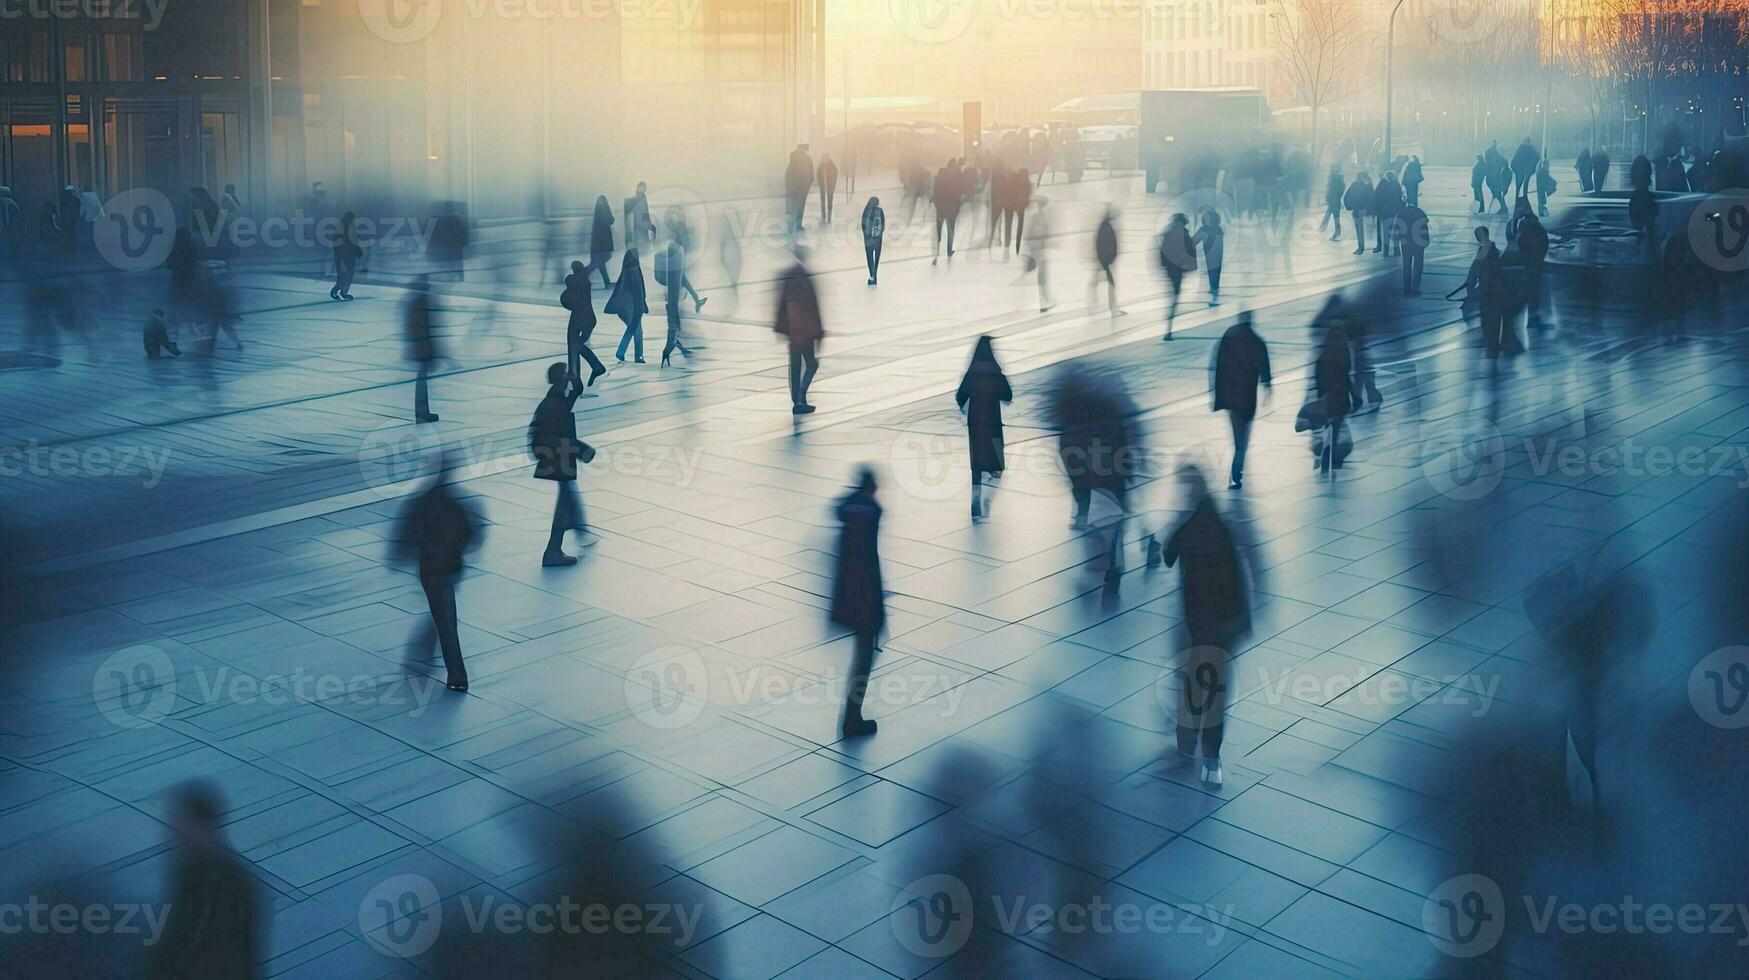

{"left": 1271, "top": 0, "right": 1366, "bottom": 167}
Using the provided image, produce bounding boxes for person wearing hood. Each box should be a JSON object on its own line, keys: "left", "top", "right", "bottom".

{"left": 1344, "top": 171, "right": 1374, "bottom": 255}
{"left": 956, "top": 336, "right": 1013, "bottom": 519}
{"left": 831, "top": 467, "right": 885, "bottom": 739}
{"left": 588, "top": 195, "right": 614, "bottom": 289}
{"left": 605, "top": 248, "right": 649, "bottom": 363}
{"left": 861, "top": 196, "right": 885, "bottom": 285}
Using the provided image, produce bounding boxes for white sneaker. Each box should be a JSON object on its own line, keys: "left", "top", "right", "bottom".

{"left": 1201, "top": 762, "right": 1223, "bottom": 787}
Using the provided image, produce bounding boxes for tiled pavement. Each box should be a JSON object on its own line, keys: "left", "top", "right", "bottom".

{"left": 3, "top": 169, "right": 1746, "bottom": 977}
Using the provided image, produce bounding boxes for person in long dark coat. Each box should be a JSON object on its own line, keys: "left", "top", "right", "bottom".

{"left": 1322, "top": 166, "right": 1346, "bottom": 239}
{"left": 404, "top": 275, "right": 440, "bottom": 422}
{"left": 1343, "top": 172, "right": 1373, "bottom": 254}
{"left": 1313, "top": 317, "right": 1354, "bottom": 471}
{"left": 1591, "top": 150, "right": 1611, "bottom": 192}
{"left": 331, "top": 211, "right": 361, "bottom": 301}
{"left": 396, "top": 469, "right": 476, "bottom": 690}
{"left": 830, "top": 467, "right": 885, "bottom": 738}
{"left": 143, "top": 307, "right": 181, "bottom": 358}
{"left": 1402, "top": 155, "right": 1424, "bottom": 207}
{"left": 932, "top": 159, "right": 961, "bottom": 262}
{"left": 562, "top": 261, "right": 606, "bottom": 385}
{"left": 1511, "top": 137, "right": 1540, "bottom": 198}
{"left": 1470, "top": 154, "right": 1488, "bottom": 214}
{"left": 776, "top": 252, "right": 824, "bottom": 413}
{"left": 1192, "top": 209, "right": 1225, "bottom": 307}
{"left": 1158, "top": 212, "right": 1195, "bottom": 339}
{"left": 531, "top": 362, "right": 594, "bottom": 566}
{"left": 1453, "top": 226, "right": 1508, "bottom": 357}
{"left": 785, "top": 145, "right": 813, "bottom": 233}
{"left": 588, "top": 196, "right": 614, "bottom": 289}
{"left": 1516, "top": 209, "right": 1550, "bottom": 325}
{"left": 817, "top": 154, "right": 839, "bottom": 224}
{"left": 1575, "top": 148, "right": 1594, "bottom": 192}
{"left": 1153, "top": 465, "right": 1247, "bottom": 788}
{"left": 1373, "top": 171, "right": 1403, "bottom": 257}
{"left": 1398, "top": 201, "right": 1429, "bottom": 294}
{"left": 145, "top": 782, "right": 259, "bottom": 980}
{"left": 1091, "top": 206, "right": 1123, "bottom": 313}
{"left": 605, "top": 248, "right": 648, "bottom": 363}
{"left": 956, "top": 336, "right": 1012, "bottom": 520}
{"left": 1211, "top": 312, "right": 1271, "bottom": 489}
{"left": 861, "top": 196, "right": 884, "bottom": 285}
{"left": 1008, "top": 168, "right": 1030, "bottom": 253}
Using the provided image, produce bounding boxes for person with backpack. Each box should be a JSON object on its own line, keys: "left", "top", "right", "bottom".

{"left": 861, "top": 196, "right": 885, "bottom": 285}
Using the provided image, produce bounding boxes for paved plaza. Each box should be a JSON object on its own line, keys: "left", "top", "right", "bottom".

{"left": 3, "top": 169, "right": 1747, "bottom": 977}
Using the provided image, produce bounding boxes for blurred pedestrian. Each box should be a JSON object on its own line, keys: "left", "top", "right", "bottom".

{"left": 1344, "top": 171, "right": 1373, "bottom": 254}
{"left": 1398, "top": 200, "right": 1429, "bottom": 294}
{"left": 831, "top": 467, "right": 885, "bottom": 738}
{"left": 1311, "top": 316, "right": 1354, "bottom": 471}
{"left": 956, "top": 337, "right": 1012, "bottom": 520}
{"left": 657, "top": 238, "right": 692, "bottom": 367}
{"left": 624, "top": 181, "right": 653, "bottom": 254}
{"left": 1150, "top": 465, "right": 1247, "bottom": 788}
{"left": 861, "top": 196, "right": 885, "bottom": 285}
{"left": 143, "top": 307, "right": 181, "bottom": 359}
{"left": 1373, "top": 171, "right": 1403, "bottom": 257}
{"left": 1591, "top": 150, "right": 1611, "bottom": 192}
{"left": 785, "top": 145, "right": 814, "bottom": 233}
{"left": 1470, "top": 154, "right": 1488, "bottom": 214}
{"left": 817, "top": 154, "right": 839, "bottom": 224}
{"left": 1402, "top": 155, "right": 1424, "bottom": 207}
{"left": 330, "top": 211, "right": 360, "bottom": 301}
{"left": 561, "top": 261, "right": 606, "bottom": 385}
{"left": 1511, "top": 137, "right": 1540, "bottom": 198}
{"left": 1090, "top": 206, "right": 1124, "bottom": 315}
{"left": 531, "top": 362, "right": 595, "bottom": 566}
{"left": 775, "top": 251, "right": 823, "bottom": 414}
{"left": 606, "top": 248, "right": 649, "bottom": 363}
{"left": 404, "top": 275, "right": 441, "bottom": 422}
{"left": 1211, "top": 312, "right": 1270, "bottom": 489}
{"left": 1535, "top": 160, "right": 1557, "bottom": 217}
{"left": 1516, "top": 208, "right": 1550, "bottom": 326}
{"left": 144, "top": 782, "right": 259, "bottom": 980}
{"left": 588, "top": 195, "right": 615, "bottom": 289}
{"left": 1158, "top": 212, "right": 1195, "bottom": 339}
{"left": 932, "top": 159, "right": 962, "bottom": 263}
{"left": 396, "top": 469, "right": 476, "bottom": 691}
{"left": 1322, "top": 166, "right": 1346, "bottom": 239}
{"left": 1192, "top": 209, "right": 1225, "bottom": 307}
{"left": 1451, "top": 226, "right": 1508, "bottom": 356}
{"left": 1575, "top": 147, "right": 1594, "bottom": 193}
{"left": 1025, "top": 197, "right": 1055, "bottom": 312}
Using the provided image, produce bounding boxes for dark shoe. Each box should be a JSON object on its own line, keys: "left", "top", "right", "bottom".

{"left": 586, "top": 366, "right": 606, "bottom": 387}
{"left": 1146, "top": 538, "right": 1163, "bottom": 568}
{"left": 867, "top": 278, "right": 876, "bottom": 286}
{"left": 417, "top": 413, "right": 440, "bottom": 423}
{"left": 841, "top": 718, "right": 878, "bottom": 738}
{"left": 616, "top": 355, "right": 626, "bottom": 363}
{"left": 330, "top": 288, "right": 341, "bottom": 300}
{"left": 1229, "top": 478, "right": 1242, "bottom": 490}
{"left": 792, "top": 404, "right": 816, "bottom": 415}
{"left": 695, "top": 297, "right": 708, "bottom": 312}
{"left": 447, "top": 680, "right": 468, "bottom": 692}
{"left": 341, "top": 293, "right": 354, "bottom": 301}
{"left": 634, "top": 357, "right": 646, "bottom": 363}
{"left": 542, "top": 551, "right": 577, "bottom": 567}
{"left": 661, "top": 355, "right": 670, "bottom": 368}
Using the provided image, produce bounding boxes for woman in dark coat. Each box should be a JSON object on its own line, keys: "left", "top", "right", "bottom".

{"left": 530, "top": 362, "right": 594, "bottom": 565}
{"left": 605, "top": 248, "right": 648, "bottom": 363}
{"left": 588, "top": 195, "right": 614, "bottom": 289}
{"left": 830, "top": 467, "right": 885, "bottom": 738}
{"left": 1155, "top": 465, "right": 1247, "bottom": 787}
{"left": 1343, "top": 172, "right": 1373, "bottom": 255}
{"left": 1313, "top": 317, "right": 1354, "bottom": 472}
{"left": 956, "top": 336, "right": 1013, "bottom": 520}
{"left": 1402, "top": 156, "right": 1424, "bottom": 207}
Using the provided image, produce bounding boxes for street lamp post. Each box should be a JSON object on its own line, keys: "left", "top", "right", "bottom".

{"left": 1383, "top": 0, "right": 1408, "bottom": 164}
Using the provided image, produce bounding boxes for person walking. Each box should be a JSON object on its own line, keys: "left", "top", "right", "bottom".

{"left": 1591, "top": 150, "right": 1611, "bottom": 192}
{"left": 1452, "top": 226, "right": 1508, "bottom": 356}
{"left": 142, "top": 308, "right": 182, "bottom": 358}
{"left": 1312, "top": 315, "right": 1354, "bottom": 471}
{"left": 624, "top": 181, "right": 653, "bottom": 254}
{"left": 1025, "top": 197, "right": 1055, "bottom": 312}
{"left": 331, "top": 211, "right": 361, "bottom": 301}
{"left": 817, "top": 154, "right": 839, "bottom": 224}
{"left": 1151, "top": 465, "right": 1248, "bottom": 788}
{"left": 1091, "top": 206, "right": 1124, "bottom": 315}
{"left": 1576, "top": 147, "right": 1594, "bottom": 193}
{"left": 861, "top": 196, "right": 885, "bottom": 285}
{"left": 1535, "top": 159, "right": 1557, "bottom": 217}
{"left": 1398, "top": 199, "right": 1429, "bottom": 294}
{"left": 657, "top": 238, "right": 692, "bottom": 367}
{"left": 1470, "top": 154, "right": 1488, "bottom": 214}
{"left": 1322, "top": 166, "right": 1346, "bottom": 240}
{"left": 1192, "top": 209, "right": 1225, "bottom": 307}
{"left": 932, "top": 159, "right": 961, "bottom": 263}
{"left": 1344, "top": 172, "right": 1373, "bottom": 255}
{"left": 831, "top": 466, "right": 885, "bottom": 739}
{"left": 785, "top": 144, "right": 814, "bottom": 233}
{"left": 588, "top": 195, "right": 614, "bottom": 289}
{"left": 397, "top": 469, "right": 476, "bottom": 691}
{"left": 776, "top": 251, "right": 823, "bottom": 414}
{"left": 1511, "top": 137, "right": 1540, "bottom": 199}
{"left": 606, "top": 248, "right": 648, "bottom": 363}
{"left": 1211, "top": 312, "right": 1271, "bottom": 489}
{"left": 404, "top": 275, "right": 441, "bottom": 423}
{"left": 1007, "top": 168, "right": 1031, "bottom": 254}
{"left": 531, "top": 362, "right": 595, "bottom": 566}
{"left": 1373, "top": 171, "right": 1403, "bottom": 257}
{"left": 956, "top": 337, "right": 1012, "bottom": 520}
{"left": 1158, "top": 212, "right": 1195, "bottom": 339}
{"left": 1402, "top": 155, "right": 1424, "bottom": 207}
{"left": 561, "top": 261, "right": 606, "bottom": 386}
{"left": 1516, "top": 208, "right": 1550, "bottom": 326}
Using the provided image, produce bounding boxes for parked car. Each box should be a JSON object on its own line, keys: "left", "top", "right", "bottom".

{"left": 1079, "top": 125, "right": 1139, "bottom": 171}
